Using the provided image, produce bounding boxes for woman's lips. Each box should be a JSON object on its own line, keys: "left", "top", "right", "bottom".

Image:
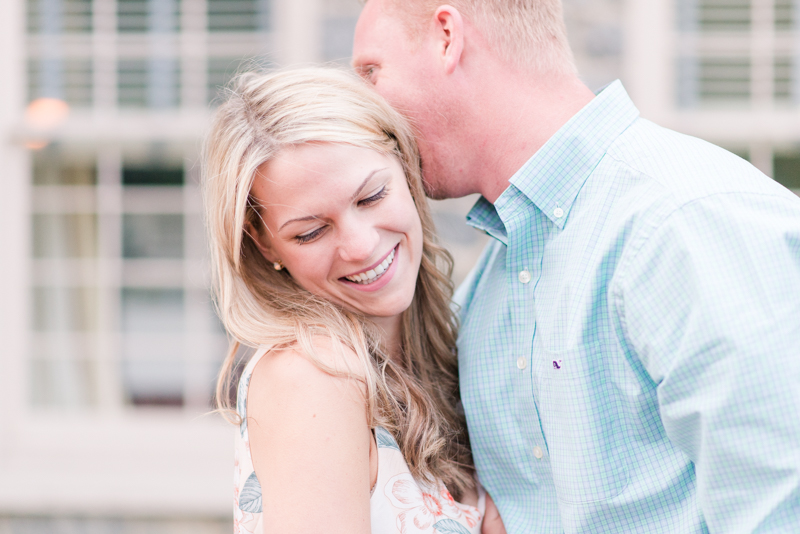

{"left": 340, "top": 245, "right": 399, "bottom": 292}
{"left": 343, "top": 247, "right": 396, "bottom": 284}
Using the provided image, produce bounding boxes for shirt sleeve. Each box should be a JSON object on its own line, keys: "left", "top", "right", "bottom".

{"left": 616, "top": 191, "right": 800, "bottom": 533}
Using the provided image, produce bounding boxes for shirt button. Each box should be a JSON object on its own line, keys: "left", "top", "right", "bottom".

{"left": 516, "top": 357, "right": 527, "bottom": 370}
{"left": 554, "top": 207, "right": 564, "bottom": 218}
{"left": 533, "top": 446, "right": 544, "bottom": 459}
{"left": 518, "top": 270, "right": 532, "bottom": 284}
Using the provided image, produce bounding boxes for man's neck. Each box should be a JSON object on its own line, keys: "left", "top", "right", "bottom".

{"left": 466, "top": 70, "right": 596, "bottom": 203}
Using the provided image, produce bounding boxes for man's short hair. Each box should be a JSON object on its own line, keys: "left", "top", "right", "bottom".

{"left": 384, "top": 0, "right": 576, "bottom": 75}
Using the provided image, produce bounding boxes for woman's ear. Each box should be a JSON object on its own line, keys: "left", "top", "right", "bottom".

{"left": 245, "top": 220, "right": 279, "bottom": 264}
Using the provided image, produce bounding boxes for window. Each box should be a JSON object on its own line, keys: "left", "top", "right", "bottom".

{"left": 29, "top": 144, "right": 226, "bottom": 411}
{"left": 121, "top": 288, "right": 186, "bottom": 406}
{"left": 680, "top": 56, "right": 752, "bottom": 105}
{"left": 30, "top": 146, "right": 99, "bottom": 408}
{"left": 774, "top": 57, "right": 795, "bottom": 101}
{"left": 696, "top": 0, "right": 751, "bottom": 31}
{"left": 775, "top": 0, "right": 795, "bottom": 30}
{"left": 28, "top": 58, "right": 93, "bottom": 107}
{"left": 118, "top": 59, "right": 181, "bottom": 108}
{"left": 774, "top": 153, "right": 800, "bottom": 189}
{"left": 677, "top": 0, "right": 800, "bottom": 107}
{"left": 207, "top": 58, "right": 242, "bottom": 105}
{"left": 27, "top": 0, "right": 93, "bottom": 34}
{"left": 208, "top": 0, "right": 271, "bottom": 32}
{"left": 117, "top": 0, "right": 180, "bottom": 33}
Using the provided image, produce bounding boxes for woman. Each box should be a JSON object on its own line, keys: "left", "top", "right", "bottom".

{"left": 203, "top": 68, "right": 505, "bottom": 533}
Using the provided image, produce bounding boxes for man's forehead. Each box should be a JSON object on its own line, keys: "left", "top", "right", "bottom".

{"left": 353, "top": 0, "right": 411, "bottom": 59}
{"left": 353, "top": 0, "right": 386, "bottom": 54}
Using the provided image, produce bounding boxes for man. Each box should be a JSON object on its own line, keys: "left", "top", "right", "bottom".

{"left": 353, "top": 1, "right": 800, "bottom": 533}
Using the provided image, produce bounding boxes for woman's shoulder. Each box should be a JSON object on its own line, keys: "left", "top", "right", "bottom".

{"left": 245, "top": 337, "right": 369, "bottom": 421}
{"left": 240, "top": 337, "right": 375, "bottom": 530}
{"left": 251, "top": 335, "right": 367, "bottom": 382}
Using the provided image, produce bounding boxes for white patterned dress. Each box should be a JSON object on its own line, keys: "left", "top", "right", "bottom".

{"left": 234, "top": 347, "right": 484, "bottom": 534}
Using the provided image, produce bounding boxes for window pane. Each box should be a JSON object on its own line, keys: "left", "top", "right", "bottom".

{"left": 121, "top": 288, "right": 184, "bottom": 332}
{"left": 118, "top": 59, "right": 180, "bottom": 109}
{"left": 775, "top": 57, "right": 792, "bottom": 101}
{"left": 208, "top": 0, "right": 270, "bottom": 32}
{"left": 122, "top": 166, "right": 183, "bottom": 185}
{"left": 123, "top": 214, "right": 184, "bottom": 259}
{"left": 30, "top": 358, "right": 97, "bottom": 407}
{"left": 698, "top": 0, "right": 751, "bottom": 32}
{"left": 27, "top": 0, "right": 93, "bottom": 34}
{"left": 32, "top": 145, "right": 96, "bottom": 185}
{"left": 117, "top": 0, "right": 179, "bottom": 33}
{"left": 207, "top": 58, "right": 241, "bottom": 105}
{"left": 121, "top": 288, "right": 185, "bottom": 406}
{"left": 774, "top": 154, "right": 800, "bottom": 190}
{"left": 28, "top": 58, "right": 93, "bottom": 107}
{"left": 32, "top": 286, "right": 98, "bottom": 331}
{"left": 33, "top": 213, "right": 97, "bottom": 258}
{"left": 117, "top": 0, "right": 149, "bottom": 33}
{"left": 698, "top": 58, "right": 751, "bottom": 100}
{"left": 118, "top": 59, "right": 148, "bottom": 107}
{"left": 775, "top": 0, "right": 795, "bottom": 31}
{"left": 679, "top": 56, "right": 751, "bottom": 106}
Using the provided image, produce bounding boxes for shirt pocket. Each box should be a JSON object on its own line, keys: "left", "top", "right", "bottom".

{"left": 537, "top": 343, "right": 629, "bottom": 504}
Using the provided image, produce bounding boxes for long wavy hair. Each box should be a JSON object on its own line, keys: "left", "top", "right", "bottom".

{"left": 203, "top": 68, "right": 474, "bottom": 496}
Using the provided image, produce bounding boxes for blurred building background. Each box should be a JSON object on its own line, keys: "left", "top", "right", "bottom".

{"left": 0, "top": 0, "right": 798, "bottom": 532}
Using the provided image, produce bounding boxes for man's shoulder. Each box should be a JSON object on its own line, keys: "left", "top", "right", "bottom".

{"left": 603, "top": 118, "right": 789, "bottom": 206}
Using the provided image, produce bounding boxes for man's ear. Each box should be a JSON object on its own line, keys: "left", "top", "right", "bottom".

{"left": 245, "top": 220, "right": 279, "bottom": 264}
{"left": 433, "top": 5, "right": 465, "bottom": 75}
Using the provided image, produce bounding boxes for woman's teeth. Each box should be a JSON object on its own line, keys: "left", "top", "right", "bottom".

{"left": 345, "top": 249, "right": 395, "bottom": 284}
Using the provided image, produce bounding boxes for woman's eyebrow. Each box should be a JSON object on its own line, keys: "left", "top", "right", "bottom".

{"left": 278, "top": 167, "right": 389, "bottom": 232}
{"left": 350, "top": 167, "right": 388, "bottom": 202}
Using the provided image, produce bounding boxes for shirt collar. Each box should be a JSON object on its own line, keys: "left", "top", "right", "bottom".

{"left": 466, "top": 196, "right": 508, "bottom": 245}
{"left": 467, "top": 80, "right": 640, "bottom": 237}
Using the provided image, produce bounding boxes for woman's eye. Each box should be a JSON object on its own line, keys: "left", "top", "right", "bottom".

{"left": 294, "top": 226, "right": 325, "bottom": 244}
{"left": 358, "top": 186, "right": 388, "bottom": 207}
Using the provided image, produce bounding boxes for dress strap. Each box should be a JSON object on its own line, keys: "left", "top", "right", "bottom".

{"left": 236, "top": 346, "right": 272, "bottom": 434}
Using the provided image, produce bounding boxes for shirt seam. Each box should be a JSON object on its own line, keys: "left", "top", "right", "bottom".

{"left": 610, "top": 179, "right": 795, "bottom": 369}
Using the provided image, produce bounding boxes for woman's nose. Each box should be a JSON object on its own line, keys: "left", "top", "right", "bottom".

{"left": 337, "top": 219, "right": 380, "bottom": 264}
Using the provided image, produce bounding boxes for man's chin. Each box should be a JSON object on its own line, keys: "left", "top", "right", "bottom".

{"left": 422, "top": 179, "right": 473, "bottom": 201}
{"left": 421, "top": 175, "right": 449, "bottom": 200}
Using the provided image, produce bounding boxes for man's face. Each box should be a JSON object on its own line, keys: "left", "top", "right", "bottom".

{"left": 353, "top": 0, "right": 470, "bottom": 199}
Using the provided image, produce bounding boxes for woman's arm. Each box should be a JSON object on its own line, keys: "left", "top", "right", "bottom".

{"left": 247, "top": 342, "right": 373, "bottom": 533}
{"left": 481, "top": 493, "right": 507, "bottom": 534}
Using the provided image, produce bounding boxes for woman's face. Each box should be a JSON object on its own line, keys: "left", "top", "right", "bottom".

{"left": 250, "top": 142, "right": 424, "bottom": 323}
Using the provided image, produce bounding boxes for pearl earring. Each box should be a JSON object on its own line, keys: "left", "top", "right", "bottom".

{"left": 273, "top": 260, "right": 284, "bottom": 271}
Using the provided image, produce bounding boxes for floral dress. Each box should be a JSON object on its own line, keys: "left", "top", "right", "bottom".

{"left": 234, "top": 347, "right": 484, "bottom": 534}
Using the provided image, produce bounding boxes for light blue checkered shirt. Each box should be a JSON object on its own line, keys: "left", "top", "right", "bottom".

{"left": 455, "top": 81, "right": 800, "bottom": 533}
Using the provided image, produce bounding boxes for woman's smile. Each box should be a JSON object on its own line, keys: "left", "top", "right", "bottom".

{"left": 341, "top": 244, "right": 398, "bottom": 288}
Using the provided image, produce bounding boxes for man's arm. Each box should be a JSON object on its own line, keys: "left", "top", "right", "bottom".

{"left": 616, "top": 192, "right": 800, "bottom": 532}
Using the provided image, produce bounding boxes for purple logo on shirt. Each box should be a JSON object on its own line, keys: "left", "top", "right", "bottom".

{"left": 552, "top": 360, "right": 562, "bottom": 370}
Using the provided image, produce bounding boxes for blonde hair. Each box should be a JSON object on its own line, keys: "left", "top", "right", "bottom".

{"left": 383, "top": 0, "right": 576, "bottom": 75}
{"left": 203, "top": 68, "right": 474, "bottom": 496}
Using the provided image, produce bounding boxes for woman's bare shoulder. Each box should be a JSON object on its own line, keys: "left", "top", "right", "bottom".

{"left": 245, "top": 337, "right": 374, "bottom": 532}
{"left": 247, "top": 336, "right": 368, "bottom": 423}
